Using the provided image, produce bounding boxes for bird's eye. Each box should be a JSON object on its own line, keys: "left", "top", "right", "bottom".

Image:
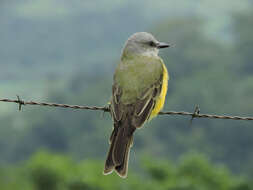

{"left": 148, "top": 41, "right": 156, "bottom": 47}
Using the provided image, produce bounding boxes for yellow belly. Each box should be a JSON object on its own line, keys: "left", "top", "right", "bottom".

{"left": 149, "top": 63, "right": 168, "bottom": 119}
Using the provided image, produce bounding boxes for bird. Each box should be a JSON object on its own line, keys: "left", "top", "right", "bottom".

{"left": 103, "top": 32, "right": 170, "bottom": 178}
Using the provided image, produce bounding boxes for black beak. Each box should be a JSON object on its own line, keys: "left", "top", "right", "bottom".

{"left": 157, "top": 42, "right": 171, "bottom": 49}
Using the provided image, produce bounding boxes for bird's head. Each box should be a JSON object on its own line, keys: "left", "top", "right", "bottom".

{"left": 121, "top": 32, "right": 170, "bottom": 59}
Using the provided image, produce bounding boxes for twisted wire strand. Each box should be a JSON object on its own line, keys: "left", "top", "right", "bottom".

{"left": 1, "top": 97, "right": 253, "bottom": 121}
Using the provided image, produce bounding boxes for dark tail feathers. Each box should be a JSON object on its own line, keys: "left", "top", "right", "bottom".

{"left": 104, "top": 121, "right": 135, "bottom": 178}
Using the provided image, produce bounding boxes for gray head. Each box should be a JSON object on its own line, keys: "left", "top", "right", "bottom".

{"left": 121, "top": 32, "right": 170, "bottom": 59}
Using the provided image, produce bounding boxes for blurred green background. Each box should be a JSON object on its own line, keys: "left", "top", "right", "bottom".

{"left": 1, "top": 0, "right": 253, "bottom": 189}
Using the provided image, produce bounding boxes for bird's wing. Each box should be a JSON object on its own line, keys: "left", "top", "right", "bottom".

{"left": 111, "top": 71, "right": 163, "bottom": 128}
{"left": 132, "top": 72, "right": 163, "bottom": 127}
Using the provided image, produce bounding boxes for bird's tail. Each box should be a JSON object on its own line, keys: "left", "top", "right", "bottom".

{"left": 104, "top": 119, "right": 135, "bottom": 178}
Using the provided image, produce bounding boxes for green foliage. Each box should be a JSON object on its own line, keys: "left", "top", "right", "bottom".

{"left": 0, "top": 151, "right": 252, "bottom": 190}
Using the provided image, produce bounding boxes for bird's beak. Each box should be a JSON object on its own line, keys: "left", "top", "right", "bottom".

{"left": 157, "top": 42, "right": 172, "bottom": 49}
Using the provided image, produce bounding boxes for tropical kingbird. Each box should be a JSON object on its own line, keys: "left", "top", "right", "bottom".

{"left": 104, "top": 32, "right": 170, "bottom": 178}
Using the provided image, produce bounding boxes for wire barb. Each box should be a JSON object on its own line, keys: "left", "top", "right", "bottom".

{"left": 189, "top": 105, "right": 200, "bottom": 126}
{"left": 16, "top": 95, "right": 25, "bottom": 111}
{"left": 0, "top": 97, "right": 253, "bottom": 121}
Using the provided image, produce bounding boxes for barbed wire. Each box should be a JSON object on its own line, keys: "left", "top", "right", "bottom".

{"left": 1, "top": 96, "right": 253, "bottom": 121}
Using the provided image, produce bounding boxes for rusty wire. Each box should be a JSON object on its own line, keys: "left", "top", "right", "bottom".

{"left": 1, "top": 97, "right": 253, "bottom": 121}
